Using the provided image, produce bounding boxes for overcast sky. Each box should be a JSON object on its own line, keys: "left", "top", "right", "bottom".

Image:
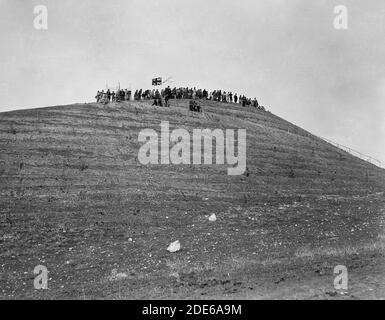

{"left": 1, "top": 0, "right": 384, "bottom": 165}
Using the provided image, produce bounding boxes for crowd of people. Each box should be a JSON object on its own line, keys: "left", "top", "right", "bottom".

{"left": 95, "top": 86, "right": 266, "bottom": 110}
{"left": 95, "top": 89, "right": 132, "bottom": 104}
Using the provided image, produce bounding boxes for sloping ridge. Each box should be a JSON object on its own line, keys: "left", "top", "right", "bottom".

{"left": 1, "top": 99, "right": 385, "bottom": 299}
{"left": 1, "top": 99, "right": 383, "bottom": 196}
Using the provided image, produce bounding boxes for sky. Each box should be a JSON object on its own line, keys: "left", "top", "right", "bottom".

{"left": 0, "top": 0, "right": 384, "bottom": 165}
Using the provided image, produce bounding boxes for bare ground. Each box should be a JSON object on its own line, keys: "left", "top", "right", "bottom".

{"left": 1, "top": 100, "right": 385, "bottom": 299}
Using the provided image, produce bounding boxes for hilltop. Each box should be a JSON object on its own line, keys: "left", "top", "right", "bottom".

{"left": 1, "top": 99, "right": 385, "bottom": 299}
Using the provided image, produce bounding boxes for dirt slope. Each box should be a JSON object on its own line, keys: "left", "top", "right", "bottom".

{"left": 1, "top": 99, "right": 385, "bottom": 299}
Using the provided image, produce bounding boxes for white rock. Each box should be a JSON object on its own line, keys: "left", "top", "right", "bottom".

{"left": 208, "top": 214, "right": 217, "bottom": 222}
{"left": 167, "top": 240, "right": 181, "bottom": 253}
{"left": 109, "top": 268, "right": 128, "bottom": 281}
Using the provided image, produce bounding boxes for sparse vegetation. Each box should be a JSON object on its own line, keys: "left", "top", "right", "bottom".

{"left": 0, "top": 100, "right": 385, "bottom": 299}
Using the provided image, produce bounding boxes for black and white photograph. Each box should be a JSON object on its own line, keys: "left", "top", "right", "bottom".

{"left": 1, "top": 0, "right": 385, "bottom": 305}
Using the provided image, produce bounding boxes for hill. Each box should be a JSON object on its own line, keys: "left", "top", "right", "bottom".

{"left": 1, "top": 99, "right": 385, "bottom": 299}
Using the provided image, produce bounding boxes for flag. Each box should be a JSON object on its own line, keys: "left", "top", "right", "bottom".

{"left": 152, "top": 77, "right": 162, "bottom": 86}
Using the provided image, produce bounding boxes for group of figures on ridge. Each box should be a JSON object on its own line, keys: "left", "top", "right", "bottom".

{"left": 95, "top": 86, "right": 266, "bottom": 112}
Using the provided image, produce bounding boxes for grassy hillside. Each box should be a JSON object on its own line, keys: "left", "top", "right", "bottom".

{"left": 1, "top": 99, "right": 385, "bottom": 299}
